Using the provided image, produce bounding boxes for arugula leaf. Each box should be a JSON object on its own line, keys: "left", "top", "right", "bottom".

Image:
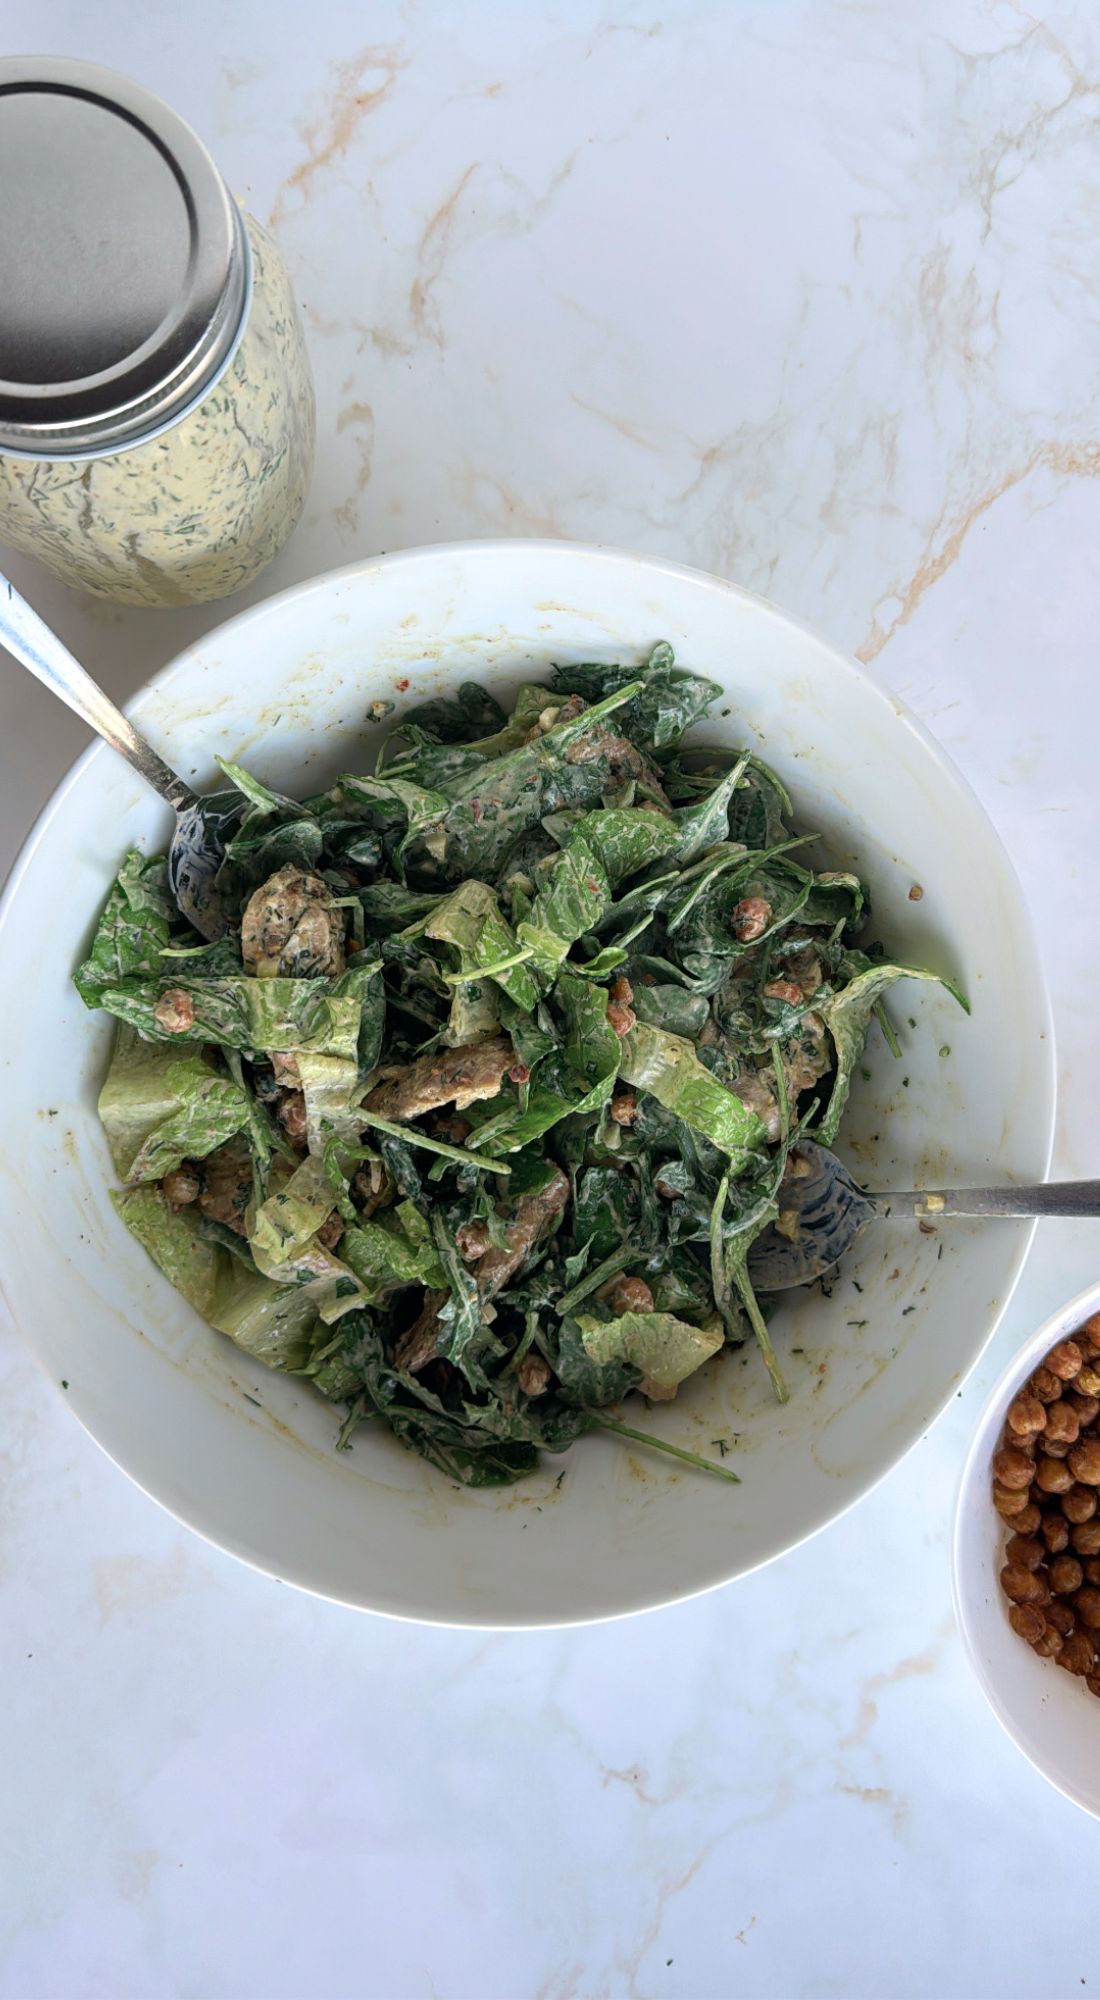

{"left": 518, "top": 809, "right": 680, "bottom": 977}
{"left": 75, "top": 851, "right": 174, "bottom": 1004}
{"left": 815, "top": 961, "right": 969, "bottom": 1145}
{"left": 425, "top": 879, "right": 540, "bottom": 1012}
{"left": 341, "top": 1202, "right": 446, "bottom": 1303}
{"left": 401, "top": 682, "right": 508, "bottom": 743}
{"left": 406, "top": 682, "right": 644, "bottom": 882}
{"left": 550, "top": 643, "right": 720, "bottom": 751}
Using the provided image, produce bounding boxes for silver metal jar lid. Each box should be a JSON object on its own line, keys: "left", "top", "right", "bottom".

{"left": 0, "top": 57, "right": 251, "bottom": 458}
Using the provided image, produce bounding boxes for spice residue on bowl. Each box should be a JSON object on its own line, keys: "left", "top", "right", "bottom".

{"left": 994, "top": 1310, "right": 1100, "bottom": 1689}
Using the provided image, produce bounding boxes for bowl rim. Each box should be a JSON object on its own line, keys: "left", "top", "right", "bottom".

{"left": 0, "top": 537, "right": 1059, "bottom": 1624}
{"left": 951, "top": 1276, "right": 1100, "bottom": 1818}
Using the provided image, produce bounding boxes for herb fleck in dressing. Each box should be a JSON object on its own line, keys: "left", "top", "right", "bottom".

{"left": 0, "top": 219, "right": 314, "bottom": 606}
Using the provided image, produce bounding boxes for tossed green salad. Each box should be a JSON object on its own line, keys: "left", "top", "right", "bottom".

{"left": 76, "top": 645, "right": 964, "bottom": 1486}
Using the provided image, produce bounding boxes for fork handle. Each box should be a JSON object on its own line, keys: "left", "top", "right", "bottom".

{"left": 874, "top": 1182, "right": 1100, "bottom": 1220}
{"left": 0, "top": 571, "right": 195, "bottom": 811}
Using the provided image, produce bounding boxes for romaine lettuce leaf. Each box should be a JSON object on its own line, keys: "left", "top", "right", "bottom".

{"left": 110, "top": 1185, "right": 222, "bottom": 1321}
{"left": 99, "top": 1027, "right": 251, "bottom": 1182}
{"left": 618, "top": 1022, "right": 766, "bottom": 1168}
{"left": 249, "top": 1154, "right": 336, "bottom": 1266}
{"left": 576, "top": 1308, "right": 723, "bottom": 1394}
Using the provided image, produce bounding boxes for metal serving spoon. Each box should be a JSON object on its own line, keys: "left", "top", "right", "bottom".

{"left": 0, "top": 572, "right": 241, "bottom": 937}
{"left": 748, "top": 1140, "right": 1100, "bottom": 1291}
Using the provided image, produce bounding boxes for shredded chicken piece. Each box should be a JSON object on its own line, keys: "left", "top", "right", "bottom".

{"left": 364, "top": 1037, "right": 513, "bottom": 1121}
{"left": 474, "top": 1169, "right": 570, "bottom": 1303}
{"left": 241, "top": 866, "right": 346, "bottom": 980}
{"left": 394, "top": 1289, "right": 449, "bottom": 1374}
{"left": 782, "top": 1012, "right": 830, "bottom": 1095}
{"left": 732, "top": 1068, "right": 781, "bottom": 1143}
{"left": 563, "top": 724, "right": 670, "bottom": 804}
{"left": 395, "top": 1169, "right": 570, "bottom": 1374}
{"left": 196, "top": 1141, "right": 253, "bottom": 1235}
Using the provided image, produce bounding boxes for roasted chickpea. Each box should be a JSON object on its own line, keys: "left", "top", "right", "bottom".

{"left": 1058, "top": 1632, "right": 1097, "bottom": 1676}
{"left": 1075, "top": 1586, "right": 1100, "bottom": 1628}
{"left": 1036, "top": 1455, "right": 1073, "bottom": 1494}
{"left": 1076, "top": 1364, "right": 1100, "bottom": 1396}
{"left": 1044, "top": 1401, "right": 1080, "bottom": 1446}
{"left": 1041, "top": 1514, "right": 1070, "bottom": 1554}
{"left": 1070, "top": 1392, "right": 1100, "bottom": 1426}
{"left": 1069, "top": 1439, "right": 1100, "bottom": 1486}
{"left": 992, "top": 1445, "right": 1035, "bottom": 1491}
{"left": 316, "top": 1213, "right": 344, "bottom": 1251}
{"left": 607, "top": 1275, "right": 655, "bottom": 1315}
{"left": 1006, "top": 1392, "right": 1046, "bottom": 1438}
{"left": 1015, "top": 1501, "right": 1042, "bottom": 1535}
{"left": 1030, "top": 1365, "right": 1063, "bottom": 1404}
{"left": 1084, "top": 1558, "right": 1100, "bottom": 1587}
{"left": 1047, "top": 1600, "right": 1076, "bottom": 1637}
{"left": 455, "top": 1222, "right": 491, "bottom": 1262}
{"left": 277, "top": 1091, "right": 308, "bottom": 1146}
{"left": 1073, "top": 1520, "right": 1100, "bottom": 1556}
{"left": 1032, "top": 1621, "right": 1064, "bottom": 1659}
{"left": 1050, "top": 1555, "right": 1084, "bottom": 1596}
{"left": 993, "top": 1482, "right": 1031, "bottom": 1521}
{"left": 162, "top": 1166, "right": 200, "bottom": 1207}
{"left": 1001, "top": 1562, "right": 1048, "bottom": 1604}
{"left": 153, "top": 987, "right": 196, "bottom": 1034}
{"left": 1042, "top": 1437, "right": 1071, "bottom": 1459}
{"left": 1062, "top": 1484, "right": 1097, "bottom": 1525}
{"left": 1008, "top": 1603, "right": 1046, "bottom": 1644}
{"left": 609, "top": 1090, "right": 637, "bottom": 1127}
{"left": 1006, "top": 1533, "right": 1044, "bottom": 1571}
{"left": 731, "top": 896, "right": 772, "bottom": 943}
{"left": 1047, "top": 1339, "right": 1084, "bottom": 1382}
{"left": 516, "top": 1353, "right": 552, "bottom": 1398}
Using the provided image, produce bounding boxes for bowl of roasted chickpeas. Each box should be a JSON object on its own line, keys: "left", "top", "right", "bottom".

{"left": 954, "top": 1280, "right": 1100, "bottom": 1817}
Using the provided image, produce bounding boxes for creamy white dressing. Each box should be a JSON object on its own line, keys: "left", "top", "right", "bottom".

{"left": 0, "top": 217, "right": 315, "bottom": 606}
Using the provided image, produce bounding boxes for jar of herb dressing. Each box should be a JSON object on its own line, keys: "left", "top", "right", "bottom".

{"left": 0, "top": 59, "right": 315, "bottom": 607}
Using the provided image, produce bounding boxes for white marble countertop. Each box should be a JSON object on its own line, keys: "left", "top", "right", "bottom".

{"left": 2, "top": 4, "right": 1099, "bottom": 1994}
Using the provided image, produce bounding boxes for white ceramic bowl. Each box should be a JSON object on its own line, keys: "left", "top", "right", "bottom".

{"left": 0, "top": 541, "right": 1054, "bottom": 1625}
{"left": 953, "top": 1281, "right": 1100, "bottom": 1818}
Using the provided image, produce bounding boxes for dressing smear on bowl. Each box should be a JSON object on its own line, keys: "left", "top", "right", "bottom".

{"left": 72, "top": 644, "right": 964, "bottom": 1487}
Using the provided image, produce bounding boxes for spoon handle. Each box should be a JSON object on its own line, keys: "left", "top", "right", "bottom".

{"left": 876, "top": 1182, "right": 1100, "bottom": 1220}
{"left": 0, "top": 571, "right": 196, "bottom": 811}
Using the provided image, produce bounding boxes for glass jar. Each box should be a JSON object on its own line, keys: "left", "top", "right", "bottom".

{"left": 0, "top": 61, "right": 315, "bottom": 607}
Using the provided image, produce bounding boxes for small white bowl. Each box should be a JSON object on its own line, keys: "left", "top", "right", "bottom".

{"left": 953, "top": 1279, "right": 1100, "bottom": 1818}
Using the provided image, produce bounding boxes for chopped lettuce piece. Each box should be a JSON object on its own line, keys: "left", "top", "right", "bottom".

{"left": 99, "top": 1027, "right": 251, "bottom": 1182}
{"left": 576, "top": 1309, "right": 724, "bottom": 1396}
{"left": 618, "top": 1022, "right": 767, "bottom": 1168}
